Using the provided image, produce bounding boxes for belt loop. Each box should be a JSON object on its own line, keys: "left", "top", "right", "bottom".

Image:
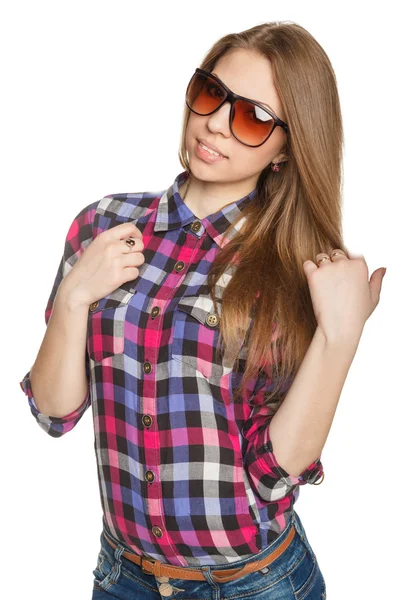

{"left": 114, "top": 544, "right": 125, "bottom": 561}
{"left": 141, "top": 556, "right": 158, "bottom": 576}
{"left": 109, "top": 543, "right": 126, "bottom": 585}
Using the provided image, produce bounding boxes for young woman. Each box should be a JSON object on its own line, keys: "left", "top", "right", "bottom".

{"left": 20, "top": 21, "right": 385, "bottom": 599}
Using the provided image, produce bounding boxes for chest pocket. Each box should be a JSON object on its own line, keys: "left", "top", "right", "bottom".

{"left": 171, "top": 294, "right": 244, "bottom": 380}
{"left": 87, "top": 287, "right": 135, "bottom": 363}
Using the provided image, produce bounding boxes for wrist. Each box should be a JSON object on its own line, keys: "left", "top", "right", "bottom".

{"left": 315, "top": 325, "right": 362, "bottom": 352}
{"left": 58, "top": 279, "right": 90, "bottom": 312}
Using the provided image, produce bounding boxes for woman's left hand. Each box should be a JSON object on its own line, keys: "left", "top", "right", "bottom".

{"left": 303, "top": 249, "right": 386, "bottom": 345}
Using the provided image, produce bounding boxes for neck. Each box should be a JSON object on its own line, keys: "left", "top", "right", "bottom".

{"left": 179, "top": 173, "right": 256, "bottom": 220}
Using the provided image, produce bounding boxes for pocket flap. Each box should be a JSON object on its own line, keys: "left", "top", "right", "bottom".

{"left": 176, "top": 294, "right": 221, "bottom": 326}
{"left": 89, "top": 287, "right": 135, "bottom": 314}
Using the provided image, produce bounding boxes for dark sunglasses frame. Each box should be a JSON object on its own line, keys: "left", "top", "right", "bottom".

{"left": 185, "top": 68, "right": 289, "bottom": 148}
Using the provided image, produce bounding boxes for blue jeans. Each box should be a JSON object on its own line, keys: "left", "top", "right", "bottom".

{"left": 92, "top": 510, "right": 327, "bottom": 599}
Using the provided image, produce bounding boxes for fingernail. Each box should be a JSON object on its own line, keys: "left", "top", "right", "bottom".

{"left": 383, "top": 267, "right": 387, "bottom": 276}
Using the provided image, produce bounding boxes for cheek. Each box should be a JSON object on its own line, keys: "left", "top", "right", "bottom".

{"left": 230, "top": 148, "right": 271, "bottom": 174}
{"left": 185, "top": 126, "right": 203, "bottom": 157}
{"left": 185, "top": 115, "right": 201, "bottom": 141}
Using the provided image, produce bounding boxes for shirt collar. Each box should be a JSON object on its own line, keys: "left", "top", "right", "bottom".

{"left": 154, "top": 170, "right": 257, "bottom": 248}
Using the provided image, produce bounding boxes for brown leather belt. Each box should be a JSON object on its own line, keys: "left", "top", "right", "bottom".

{"left": 103, "top": 524, "right": 295, "bottom": 583}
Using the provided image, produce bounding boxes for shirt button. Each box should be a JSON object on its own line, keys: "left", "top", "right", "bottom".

{"left": 152, "top": 526, "right": 163, "bottom": 538}
{"left": 206, "top": 313, "right": 219, "bottom": 327}
{"left": 89, "top": 301, "right": 99, "bottom": 311}
{"left": 174, "top": 261, "right": 185, "bottom": 272}
{"left": 142, "top": 414, "right": 152, "bottom": 427}
{"left": 145, "top": 470, "right": 155, "bottom": 482}
{"left": 143, "top": 362, "right": 152, "bottom": 374}
{"left": 191, "top": 220, "right": 201, "bottom": 233}
{"left": 151, "top": 306, "right": 160, "bottom": 318}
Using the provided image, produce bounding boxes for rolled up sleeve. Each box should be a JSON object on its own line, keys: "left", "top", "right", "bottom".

{"left": 18, "top": 200, "right": 99, "bottom": 437}
{"left": 242, "top": 370, "right": 324, "bottom": 501}
{"left": 19, "top": 369, "right": 90, "bottom": 438}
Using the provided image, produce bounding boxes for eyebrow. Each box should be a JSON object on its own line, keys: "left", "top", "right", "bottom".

{"left": 212, "top": 71, "right": 276, "bottom": 114}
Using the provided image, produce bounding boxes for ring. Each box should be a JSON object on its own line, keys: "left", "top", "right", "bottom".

{"left": 316, "top": 249, "right": 346, "bottom": 266}
{"left": 331, "top": 250, "right": 345, "bottom": 259}
{"left": 316, "top": 256, "right": 330, "bottom": 265}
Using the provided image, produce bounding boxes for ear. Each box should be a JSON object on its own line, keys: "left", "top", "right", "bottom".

{"left": 272, "top": 156, "right": 288, "bottom": 165}
{"left": 272, "top": 150, "right": 289, "bottom": 164}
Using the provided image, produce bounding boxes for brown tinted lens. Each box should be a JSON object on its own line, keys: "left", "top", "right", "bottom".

{"left": 233, "top": 99, "right": 275, "bottom": 146}
{"left": 185, "top": 72, "right": 276, "bottom": 146}
{"left": 186, "top": 72, "right": 225, "bottom": 115}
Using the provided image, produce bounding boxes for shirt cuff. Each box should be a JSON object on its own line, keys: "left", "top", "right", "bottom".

{"left": 19, "top": 370, "right": 90, "bottom": 435}
{"left": 254, "top": 423, "right": 324, "bottom": 485}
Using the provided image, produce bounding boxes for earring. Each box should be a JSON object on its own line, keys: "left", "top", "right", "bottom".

{"left": 271, "top": 162, "right": 280, "bottom": 172}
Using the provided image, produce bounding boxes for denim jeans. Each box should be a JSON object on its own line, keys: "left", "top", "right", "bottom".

{"left": 91, "top": 510, "right": 327, "bottom": 599}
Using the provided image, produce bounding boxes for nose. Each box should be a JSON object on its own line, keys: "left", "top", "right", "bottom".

{"left": 206, "top": 101, "right": 232, "bottom": 139}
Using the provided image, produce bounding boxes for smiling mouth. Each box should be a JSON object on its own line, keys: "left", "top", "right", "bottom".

{"left": 197, "top": 139, "right": 228, "bottom": 158}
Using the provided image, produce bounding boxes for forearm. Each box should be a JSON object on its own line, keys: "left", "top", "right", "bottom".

{"left": 28, "top": 281, "right": 90, "bottom": 418}
{"left": 269, "top": 326, "right": 361, "bottom": 477}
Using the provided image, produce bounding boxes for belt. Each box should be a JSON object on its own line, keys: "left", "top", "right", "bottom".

{"left": 103, "top": 524, "right": 295, "bottom": 583}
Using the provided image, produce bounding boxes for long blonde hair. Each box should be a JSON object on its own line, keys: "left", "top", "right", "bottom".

{"left": 178, "top": 21, "right": 349, "bottom": 409}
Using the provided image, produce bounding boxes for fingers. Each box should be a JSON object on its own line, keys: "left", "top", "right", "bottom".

{"left": 121, "top": 249, "right": 145, "bottom": 269}
{"left": 121, "top": 236, "right": 144, "bottom": 253}
{"left": 315, "top": 249, "right": 348, "bottom": 266}
{"left": 105, "top": 222, "right": 144, "bottom": 242}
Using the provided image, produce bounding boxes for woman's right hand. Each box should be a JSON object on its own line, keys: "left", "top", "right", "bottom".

{"left": 61, "top": 222, "right": 145, "bottom": 307}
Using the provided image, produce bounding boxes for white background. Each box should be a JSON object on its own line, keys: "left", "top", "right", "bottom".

{"left": 3, "top": 1, "right": 405, "bottom": 598}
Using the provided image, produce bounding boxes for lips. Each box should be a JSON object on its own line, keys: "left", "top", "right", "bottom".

{"left": 197, "top": 138, "right": 227, "bottom": 158}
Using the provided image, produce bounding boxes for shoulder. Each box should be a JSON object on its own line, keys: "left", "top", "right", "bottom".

{"left": 96, "top": 189, "right": 163, "bottom": 223}
{"left": 67, "top": 187, "right": 164, "bottom": 242}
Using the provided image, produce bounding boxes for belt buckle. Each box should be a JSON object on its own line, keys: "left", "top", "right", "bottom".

{"left": 140, "top": 556, "right": 157, "bottom": 575}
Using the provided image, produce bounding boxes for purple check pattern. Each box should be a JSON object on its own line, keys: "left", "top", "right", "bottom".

{"left": 19, "top": 170, "right": 324, "bottom": 566}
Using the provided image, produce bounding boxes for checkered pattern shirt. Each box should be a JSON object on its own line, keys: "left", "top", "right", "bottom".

{"left": 19, "top": 170, "right": 324, "bottom": 566}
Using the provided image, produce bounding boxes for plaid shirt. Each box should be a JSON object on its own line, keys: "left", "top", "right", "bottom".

{"left": 19, "top": 170, "right": 324, "bottom": 566}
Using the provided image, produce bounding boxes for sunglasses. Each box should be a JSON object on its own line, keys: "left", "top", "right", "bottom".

{"left": 185, "top": 68, "right": 289, "bottom": 148}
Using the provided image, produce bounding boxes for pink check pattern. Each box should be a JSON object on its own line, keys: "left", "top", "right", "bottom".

{"left": 19, "top": 170, "right": 324, "bottom": 566}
